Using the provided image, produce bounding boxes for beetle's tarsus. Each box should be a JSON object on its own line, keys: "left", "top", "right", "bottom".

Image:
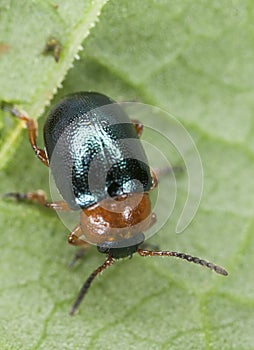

{"left": 3, "top": 192, "right": 28, "bottom": 201}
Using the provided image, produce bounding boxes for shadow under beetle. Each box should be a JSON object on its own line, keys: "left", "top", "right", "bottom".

{"left": 2, "top": 92, "right": 228, "bottom": 315}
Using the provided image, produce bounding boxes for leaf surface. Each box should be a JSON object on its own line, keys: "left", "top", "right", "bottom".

{"left": 0, "top": 1, "right": 253, "bottom": 349}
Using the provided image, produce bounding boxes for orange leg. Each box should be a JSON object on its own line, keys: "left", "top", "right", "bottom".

{"left": 131, "top": 119, "right": 143, "bottom": 138}
{"left": 68, "top": 225, "right": 89, "bottom": 247}
{"left": 150, "top": 166, "right": 184, "bottom": 191}
{"left": 4, "top": 190, "right": 70, "bottom": 211}
{"left": 6, "top": 189, "right": 91, "bottom": 266}
{"left": 68, "top": 224, "right": 91, "bottom": 268}
{"left": 150, "top": 169, "right": 158, "bottom": 190}
{"left": 3, "top": 105, "right": 49, "bottom": 166}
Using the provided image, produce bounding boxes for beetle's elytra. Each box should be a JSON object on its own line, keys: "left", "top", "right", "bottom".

{"left": 2, "top": 91, "right": 228, "bottom": 315}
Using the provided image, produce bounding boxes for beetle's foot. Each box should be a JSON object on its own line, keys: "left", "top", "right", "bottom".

{"left": 3, "top": 190, "right": 48, "bottom": 205}
{"left": 3, "top": 192, "right": 28, "bottom": 201}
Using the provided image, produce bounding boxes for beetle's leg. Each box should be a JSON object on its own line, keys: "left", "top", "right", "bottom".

{"left": 4, "top": 190, "right": 71, "bottom": 211}
{"left": 70, "top": 255, "right": 114, "bottom": 315}
{"left": 137, "top": 249, "right": 228, "bottom": 276}
{"left": 68, "top": 225, "right": 91, "bottom": 268}
{"left": 68, "top": 224, "right": 87, "bottom": 247}
{"left": 150, "top": 166, "right": 183, "bottom": 190}
{"left": 131, "top": 119, "right": 143, "bottom": 138}
{"left": 150, "top": 169, "right": 158, "bottom": 190}
{"left": 2, "top": 105, "right": 49, "bottom": 166}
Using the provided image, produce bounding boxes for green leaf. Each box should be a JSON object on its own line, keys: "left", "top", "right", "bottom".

{"left": 1, "top": 1, "right": 254, "bottom": 349}
{"left": 0, "top": 0, "right": 108, "bottom": 167}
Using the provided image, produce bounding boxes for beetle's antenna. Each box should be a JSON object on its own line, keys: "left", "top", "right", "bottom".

{"left": 137, "top": 249, "right": 228, "bottom": 276}
{"left": 70, "top": 255, "right": 115, "bottom": 316}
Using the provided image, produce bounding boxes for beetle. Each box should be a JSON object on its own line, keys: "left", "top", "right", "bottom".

{"left": 2, "top": 92, "right": 228, "bottom": 315}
